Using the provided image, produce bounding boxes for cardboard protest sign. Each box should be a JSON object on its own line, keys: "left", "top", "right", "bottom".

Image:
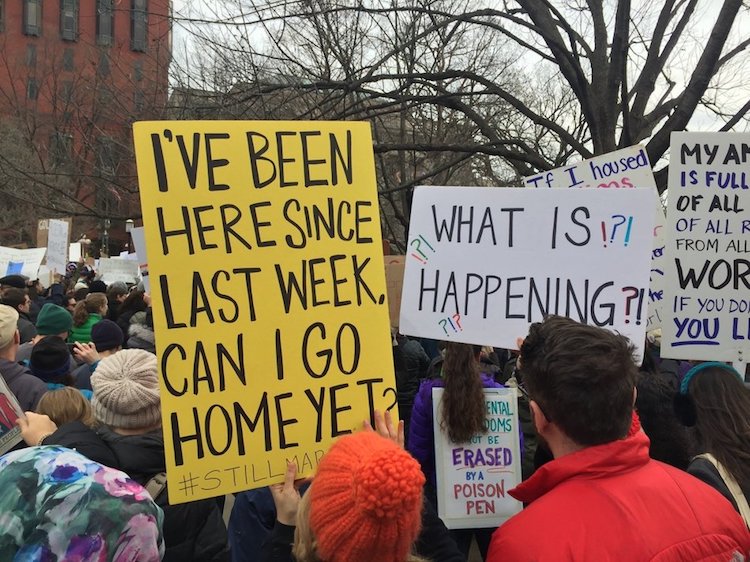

{"left": 661, "top": 132, "right": 750, "bottom": 362}
{"left": 385, "top": 255, "right": 405, "bottom": 328}
{"left": 524, "top": 146, "right": 667, "bottom": 331}
{"left": 130, "top": 227, "right": 150, "bottom": 293}
{"left": 98, "top": 257, "right": 140, "bottom": 285}
{"left": 46, "top": 219, "right": 70, "bottom": 275}
{"left": 0, "top": 377, "right": 24, "bottom": 455}
{"left": 0, "top": 246, "right": 47, "bottom": 279}
{"left": 433, "top": 387, "right": 522, "bottom": 529}
{"left": 399, "top": 187, "right": 655, "bottom": 359}
{"left": 133, "top": 121, "right": 395, "bottom": 503}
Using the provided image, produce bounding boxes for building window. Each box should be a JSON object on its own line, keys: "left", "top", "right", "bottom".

{"left": 0, "top": 0, "right": 5, "bottom": 33}
{"left": 62, "top": 80, "right": 73, "bottom": 103}
{"left": 96, "top": 137, "right": 118, "bottom": 177}
{"left": 49, "top": 132, "right": 73, "bottom": 167}
{"left": 27, "top": 77, "right": 38, "bottom": 100}
{"left": 98, "top": 51, "right": 110, "bottom": 76}
{"left": 26, "top": 44, "right": 37, "bottom": 67}
{"left": 134, "top": 89, "right": 144, "bottom": 112}
{"left": 60, "top": 0, "right": 78, "bottom": 41}
{"left": 131, "top": 0, "right": 147, "bottom": 52}
{"left": 96, "top": 0, "right": 113, "bottom": 46}
{"left": 23, "top": 0, "right": 42, "bottom": 36}
{"left": 133, "top": 60, "right": 143, "bottom": 82}
{"left": 63, "top": 48, "right": 74, "bottom": 71}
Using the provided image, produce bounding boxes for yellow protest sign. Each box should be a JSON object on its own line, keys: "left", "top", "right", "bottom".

{"left": 133, "top": 121, "right": 396, "bottom": 504}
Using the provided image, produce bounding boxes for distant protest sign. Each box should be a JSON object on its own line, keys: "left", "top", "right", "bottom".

{"left": 130, "top": 227, "right": 150, "bottom": 293}
{"left": 46, "top": 219, "right": 70, "bottom": 275}
{"left": 399, "top": 187, "right": 655, "bottom": 359}
{"left": 661, "top": 132, "right": 750, "bottom": 362}
{"left": 0, "top": 247, "right": 47, "bottom": 279}
{"left": 524, "top": 145, "right": 667, "bottom": 331}
{"left": 385, "top": 255, "right": 405, "bottom": 327}
{"left": 98, "top": 257, "right": 140, "bottom": 285}
{"left": 433, "top": 387, "right": 522, "bottom": 529}
{"left": 134, "top": 121, "right": 395, "bottom": 503}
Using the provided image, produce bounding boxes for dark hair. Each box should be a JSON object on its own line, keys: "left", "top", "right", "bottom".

{"left": 519, "top": 315, "right": 638, "bottom": 446}
{"left": 72, "top": 292, "right": 107, "bottom": 327}
{"left": 636, "top": 371, "right": 691, "bottom": 469}
{"left": 119, "top": 289, "right": 148, "bottom": 315}
{"left": 0, "top": 287, "right": 27, "bottom": 310}
{"left": 439, "top": 342, "right": 487, "bottom": 443}
{"left": 689, "top": 367, "right": 750, "bottom": 490}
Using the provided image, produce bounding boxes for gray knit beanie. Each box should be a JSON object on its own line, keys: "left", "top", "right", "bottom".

{"left": 91, "top": 349, "right": 161, "bottom": 429}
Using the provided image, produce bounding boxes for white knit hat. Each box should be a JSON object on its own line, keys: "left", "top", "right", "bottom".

{"left": 0, "top": 304, "right": 18, "bottom": 349}
{"left": 91, "top": 349, "right": 161, "bottom": 429}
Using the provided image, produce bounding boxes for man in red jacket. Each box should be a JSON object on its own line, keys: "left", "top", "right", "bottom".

{"left": 488, "top": 316, "right": 750, "bottom": 562}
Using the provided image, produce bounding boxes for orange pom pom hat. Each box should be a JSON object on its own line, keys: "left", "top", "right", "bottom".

{"left": 309, "top": 431, "right": 426, "bottom": 562}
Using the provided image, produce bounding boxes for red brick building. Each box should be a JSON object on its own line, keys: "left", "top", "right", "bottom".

{"left": 0, "top": 0, "right": 171, "bottom": 252}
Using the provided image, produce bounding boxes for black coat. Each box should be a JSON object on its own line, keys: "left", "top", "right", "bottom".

{"left": 688, "top": 456, "right": 750, "bottom": 515}
{"left": 96, "top": 427, "right": 230, "bottom": 562}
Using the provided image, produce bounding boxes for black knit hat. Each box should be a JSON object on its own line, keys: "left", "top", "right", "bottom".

{"left": 0, "top": 275, "right": 27, "bottom": 289}
{"left": 89, "top": 280, "right": 107, "bottom": 294}
{"left": 29, "top": 336, "right": 71, "bottom": 382}
{"left": 91, "top": 320, "right": 124, "bottom": 352}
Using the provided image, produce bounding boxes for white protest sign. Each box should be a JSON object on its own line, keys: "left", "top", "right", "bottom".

{"left": 433, "top": 387, "right": 522, "bottom": 529}
{"left": 130, "top": 226, "right": 149, "bottom": 292}
{"left": 399, "top": 187, "right": 655, "bottom": 359}
{"left": 0, "top": 247, "right": 47, "bottom": 279}
{"left": 524, "top": 145, "right": 667, "bottom": 331}
{"left": 661, "top": 132, "right": 750, "bottom": 362}
{"left": 69, "top": 242, "right": 82, "bottom": 262}
{"left": 46, "top": 219, "right": 70, "bottom": 275}
{"left": 98, "top": 257, "right": 140, "bottom": 285}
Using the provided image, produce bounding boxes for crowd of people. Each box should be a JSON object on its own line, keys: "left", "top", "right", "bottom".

{"left": 1, "top": 266, "right": 749, "bottom": 561}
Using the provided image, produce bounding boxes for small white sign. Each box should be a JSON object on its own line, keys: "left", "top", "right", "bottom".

{"left": 523, "top": 145, "right": 667, "bottom": 331}
{"left": 98, "top": 257, "right": 140, "bottom": 285}
{"left": 46, "top": 219, "right": 70, "bottom": 275}
{"left": 433, "top": 387, "right": 522, "bottom": 529}
{"left": 0, "top": 247, "right": 47, "bottom": 280}
{"left": 130, "top": 227, "right": 149, "bottom": 292}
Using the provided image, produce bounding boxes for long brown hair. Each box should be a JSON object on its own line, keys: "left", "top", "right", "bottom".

{"left": 440, "top": 342, "right": 487, "bottom": 443}
{"left": 72, "top": 292, "right": 107, "bottom": 327}
{"left": 690, "top": 367, "right": 750, "bottom": 490}
{"left": 36, "top": 387, "right": 95, "bottom": 426}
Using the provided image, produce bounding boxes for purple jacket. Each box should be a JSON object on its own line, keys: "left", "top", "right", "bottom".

{"left": 407, "top": 373, "right": 503, "bottom": 488}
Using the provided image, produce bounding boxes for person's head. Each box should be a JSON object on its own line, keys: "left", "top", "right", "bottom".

{"left": 635, "top": 371, "right": 691, "bottom": 470}
{"left": 36, "top": 303, "right": 73, "bottom": 338}
{"left": 73, "top": 287, "right": 89, "bottom": 302}
{"left": 91, "top": 319, "right": 124, "bottom": 355}
{"left": 519, "top": 316, "right": 638, "bottom": 452}
{"left": 29, "top": 336, "right": 74, "bottom": 386}
{"left": 294, "top": 431, "right": 425, "bottom": 562}
{"left": 0, "top": 445, "right": 164, "bottom": 560}
{"left": 440, "top": 342, "right": 487, "bottom": 443}
{"left": 0, "top": 288, "right": 31, "bottom": 316}
{"left": 91, "top": 349, "right": 160, "bottom": 432}
{"left": 106, "top": 281, "right": 129, "bottom": 303}
{"left": 0, "top": 304, "right": 20, "bottom": 355}
{"left": 675, "top": 362, "right": 750, "bottom": 489}
{"left": 0, "top": 275, "right": 27, "bottom": 289}
{"left": 88, "top": 280, "right": 107, "bottom": 294}
{"left": 72, "top": 292, "right": 108, "bottom": 327}
{"left": 36, "top": 387, "right": 95, "bottom": 427}
{"left": 119, "top": 289, "right": 148, "bottom": 315}
{"left": 65, "top": 294, "right": 77, "bottom": 314}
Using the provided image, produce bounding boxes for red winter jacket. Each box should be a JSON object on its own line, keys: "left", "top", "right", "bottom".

{"left": 488, "top": 431, "right": 750, "bottom": 561}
